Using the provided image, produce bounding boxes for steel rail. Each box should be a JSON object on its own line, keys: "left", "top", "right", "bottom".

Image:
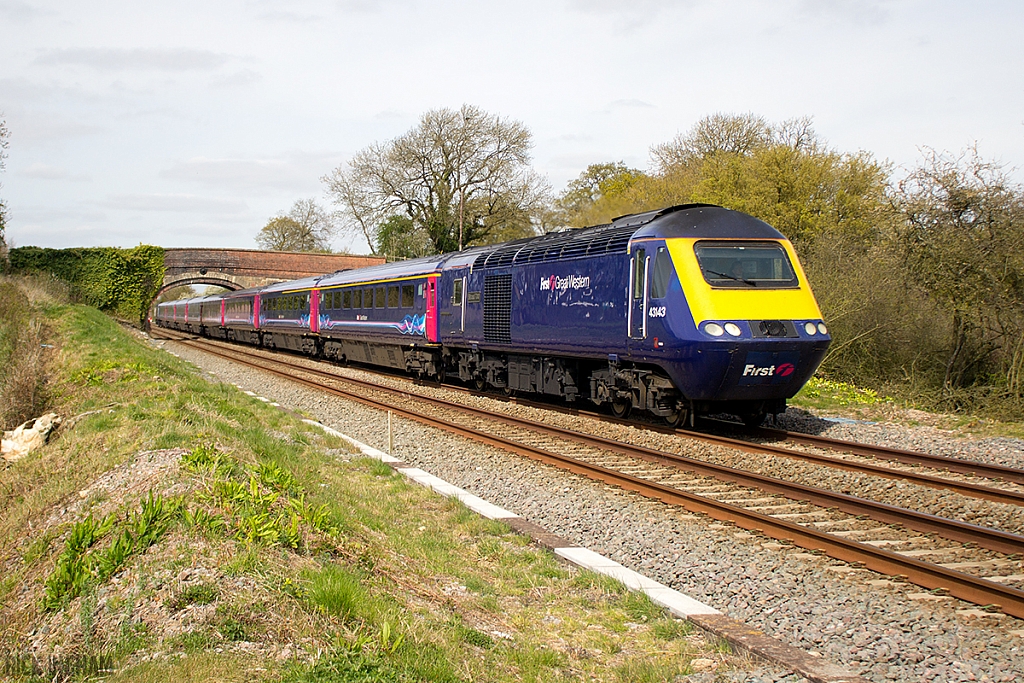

{"left": 752, "top": 424, "right": 1024, "bottom": 486}
{"left": 155, "top": 327, "right": 1024, "bottom": 502}
{"left": 171, "top": 334, "right": 1024, "bottom": 556}
{"left": 163, "top": 333, "right": 1024, "bottom": 619}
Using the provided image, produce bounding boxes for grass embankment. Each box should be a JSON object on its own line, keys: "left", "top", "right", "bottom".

{"left": 0, "top": 286, "right": 741, "bottom": 682}
{"left": 0, "top": 276, "right": 59, "bottom": 429}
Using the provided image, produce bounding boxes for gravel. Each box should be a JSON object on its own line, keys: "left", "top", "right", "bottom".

{"left": 159, "top": 337, "right": 1024, "bottom": 683}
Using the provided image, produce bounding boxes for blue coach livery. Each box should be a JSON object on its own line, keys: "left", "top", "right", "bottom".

{"left": 154, "top": 204, "right": 830, "bottom": 426}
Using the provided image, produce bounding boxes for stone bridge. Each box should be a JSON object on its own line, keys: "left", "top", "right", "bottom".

{"left": 159, "top": 248, "right": 386, "bottom": 298}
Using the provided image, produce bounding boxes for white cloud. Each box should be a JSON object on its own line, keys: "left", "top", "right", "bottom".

{"left": 209, "top": 69, "right": 263, "bottom": 88}
{"left": 159, "top": 153, "right": 339, "bottom": 192}
{"left": 34, "top": 48, "right": 231, "bottom": 72}
{"left": 99, "top": 193, "right": 249, "bottom": 214}
{"left": 22, "top": 162, "right": 91, "bottom": 181}
{"left": 0, "top": 0, "right": 47, "bottom": 22}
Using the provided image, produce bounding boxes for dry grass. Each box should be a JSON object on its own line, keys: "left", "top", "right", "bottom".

{"left": 0, "top": 279, "right": 52, "bottom": 431}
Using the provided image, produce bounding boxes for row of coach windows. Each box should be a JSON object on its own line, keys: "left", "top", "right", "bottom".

{"left": 226, "top": 301, "right": 251, "bottom": 317}
{"left": 266, "top": 294, "right": 309, "bottom": 312}
{"left": 321, "top": 284, "right": 416, "bottom": 311}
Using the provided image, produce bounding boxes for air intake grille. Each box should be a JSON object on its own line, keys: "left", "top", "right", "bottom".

{"left": 473, "top": 224, "right": 640, "bottom": 269}
{"left": 483, "top": 274, "right": 512, "bottom": 343}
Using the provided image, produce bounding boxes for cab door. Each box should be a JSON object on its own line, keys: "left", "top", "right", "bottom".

{"left": 439, "top": 273, "right": 467, "bottom": 342}
{"left": 628, "top": 246, "right": 648, "bottom": 341}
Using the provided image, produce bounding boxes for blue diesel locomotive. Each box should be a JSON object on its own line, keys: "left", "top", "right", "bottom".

{"left": 155, "top": 204, "right": 830, "bottom": 426}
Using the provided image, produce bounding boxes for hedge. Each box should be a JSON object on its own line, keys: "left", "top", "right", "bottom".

{"left": 9, "top": 245, "right": 165, "bottom": 324}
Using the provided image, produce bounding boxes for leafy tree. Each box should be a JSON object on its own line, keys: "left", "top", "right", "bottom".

{"left": 890, "top": 147, "right": 1024, "bottom": 400}
{"left": 324, "top": 104, "right": 549, "bottom": 255}
{"left": 256, "top": 198, "right": 336, "bottom": 252}
{"left": 556, "top": 162, "right": 647, "bottom": 228}
{"left": 375, "top": 215, "right": 432, "bottom": 260}
{"left": 556, "top": 114, "right": 888, "bottom": 244}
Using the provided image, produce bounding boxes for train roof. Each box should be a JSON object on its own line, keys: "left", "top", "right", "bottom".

{"left": 259, "top": 275, "right": 326, "bottom": 295}
{"left": 468, "top": 204, "right": 784, "bottom": 270}
{"left": 316, "top": 253, "right": 449, "bottom": 288}
{"left": 630, "top": 204, "right": 786, "bottom": 241}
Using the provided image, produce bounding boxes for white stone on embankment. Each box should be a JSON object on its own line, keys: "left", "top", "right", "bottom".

{"left": 2, "top": 412, "right": 61, "bottom": 462}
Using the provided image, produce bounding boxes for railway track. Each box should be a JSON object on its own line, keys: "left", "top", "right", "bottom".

{"left": 153, "top": 329, "right": 1024, "bottom": 619}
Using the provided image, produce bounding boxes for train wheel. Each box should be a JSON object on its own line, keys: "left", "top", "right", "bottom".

{"left": 501, "top": 386, "right": 515, "bottom": 397}
{"left": 664, "top": 404, "right": 689, "bottom": 429}
{"left": 742, "top": 411, "right": 767, "bottom": 428}
{"left": 610, "top": 398, "right": 631, "bottom": 419}
{"left": 474, "top": 376, "right": 487, "bottom": 392}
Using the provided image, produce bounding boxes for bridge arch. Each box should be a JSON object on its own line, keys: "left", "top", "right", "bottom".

{"left": 154, "top": 276, "right": 241, "bottom": 300}
{"left": 150, "top": 248, "right": 386, "bottom": 314}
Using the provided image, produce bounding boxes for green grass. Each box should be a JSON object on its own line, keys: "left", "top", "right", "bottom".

{"left": 303, "top": 563, "right": 366, "bottom": 622}
{"left": 0, "top": 292, "right": 754, "bottom": 682}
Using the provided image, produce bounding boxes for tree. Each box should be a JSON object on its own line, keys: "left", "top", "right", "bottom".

{"left": 890, "top": 147, "right": 1024, "bottom": 399}
{"left": 255, "top": 198, "right": 336, "bottom": 252}
{"left": 556, "top": 162, "right": 647, "bottom": 228}
{"left": 375, "top": 215, "right": 432, "bottom": 260}
{"left": 558, "top": 114, "right": 888, "bottom": 245}
{"left": 324, "top": 104, "right": 549, "bottom": 255}
{"left": 0, "top": 114, "right": 9, "bottom": 253}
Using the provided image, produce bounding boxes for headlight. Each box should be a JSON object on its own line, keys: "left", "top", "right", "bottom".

{"left": 705, "top": 322, "right": 724, "bottom": 337}
{"left": 804, "top": 322, "right": 817, "bottom": 335}
{"left": 724, "top": 322, "right": 742, "bottom": 337}
{"left": 817, "top": 322, "right": 828, "bottom": 335}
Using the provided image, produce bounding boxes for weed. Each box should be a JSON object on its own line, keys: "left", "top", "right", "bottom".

{"left": 652, "top": 617, "right": 692, "bottom": 640}
{"left": 217, "top": 618, "right": 248, "bottom": 642}
{"left": 456, "top": 624, "right": 494, "bottom": 650}
{"left": 512, "top": 644, "right": 566, "bottom": 676}
{"left": 304, "top": 563, "right": 366, "bottom": 622}
{"left": 180, "top": 507, "right": 226, "bottom": 535}
{"left": 172, "top": 630, "right": 215, "bottom": 653}
{"left": 257, "top": 461, "right": 297, "bottom": 492}
{"left": 182, "top": 443, "right": 235, "bottom": 477}
{"left": 368, "top": 459, "right": 394, "bottom": 478}
{"left": 166, "top": 583, "right": 219, "bottom": 610}
{"left": 614, "top": 658, "right": 689, "bottom": 682}
{"left": 571, "top": 570, "right": 626, "bottom": 595}
{"left": 94, "top": 529, "right": 133, "bottom": 581}
{"left": 621, "top": 590, "right": 662, "bottom": 622}
{"left": 280, "top": 644, "right": 401, "bottom": 683}
{"left": 376, "top": 620, "right": 404, "bottom": 655}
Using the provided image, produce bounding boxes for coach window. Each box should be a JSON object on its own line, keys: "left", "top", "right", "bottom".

{"left": 388, "top": 285, "right": 399, "bottom": 308}
{"left": 633, "top": 248, "right": 646, "bottom": 300}
{"left": 650, "top": 247, "right": 672, "bottom": 299}
{"left": 401, "top": 284, "right": 414, "bottom": 308}
{"left": 359, "top": 289, "right": 369, "bottom": 308}
{"left": 373, "top": 287, "right": 383, "bottom": 308}
{"left": 452, "top": 278, "right": 463, "bottom": 306}
{"left": 342, "top": 290, "right": 351, "bottom": 309}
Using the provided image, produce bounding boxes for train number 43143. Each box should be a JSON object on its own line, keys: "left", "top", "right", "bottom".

{"left": 648, "top": 306, "right": 667, "bottom": 318}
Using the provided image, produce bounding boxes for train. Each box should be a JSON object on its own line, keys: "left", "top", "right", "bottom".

{"left": 154, "top": 203, "right": 831, "bottom": 427}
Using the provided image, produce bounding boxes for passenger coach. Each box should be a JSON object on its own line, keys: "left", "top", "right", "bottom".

{"left": 154, "top": 204, "right": 830, "bottom": 426}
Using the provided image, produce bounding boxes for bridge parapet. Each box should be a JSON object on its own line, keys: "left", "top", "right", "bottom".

{"left": 159, "top": 248, "right": 385, "bottom": 297}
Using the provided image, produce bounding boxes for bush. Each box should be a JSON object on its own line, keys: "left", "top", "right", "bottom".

{"left": 8, "top": 245, "right": 164, "bottom": 325}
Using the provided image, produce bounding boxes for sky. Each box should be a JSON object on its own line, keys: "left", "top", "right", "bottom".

{"left": 1, "top": 0, "right": 1022, "bottom": 254}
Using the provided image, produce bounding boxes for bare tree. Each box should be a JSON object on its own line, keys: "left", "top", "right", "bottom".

{"left": 324, "top": 104, "right": 549, "bottom": 255}
{"left": 255, "top": 198, "right": 336, "bottom": 252}
{"left": 651, "top": 112, "right": 772, "bottom": 170}
{"left": 0, "top": 114, "right": 9, "bottom": 250}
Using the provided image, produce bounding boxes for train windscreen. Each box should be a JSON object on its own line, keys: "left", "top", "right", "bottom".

{"left": 694, "top": 241, "right": 798, "bottom": 288}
